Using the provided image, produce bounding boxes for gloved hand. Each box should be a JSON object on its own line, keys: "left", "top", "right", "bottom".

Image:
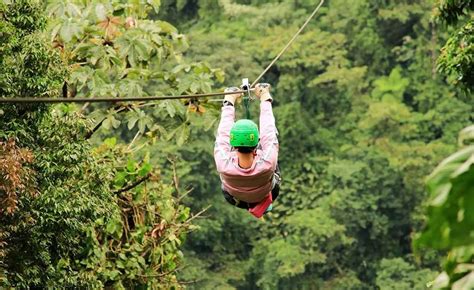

{"left": 254, "top": 83, "right": 272, "bottom": 102}
{"left": 223, "top": 87, "right": 242, "bottom": 106}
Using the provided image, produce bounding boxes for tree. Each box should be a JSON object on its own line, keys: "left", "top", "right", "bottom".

{"left": 414, "top": 126, "right": 474, "bottom": 289}
{"left": 47, "top": 0, "right": 224, "bottom": 142}
{"left": 376, "top": 258, "right": 437, "bottom": 290}
{"left": 168, "top": 0, "right": 470, "bottom": 288}
{"left": 436, "top": 0, "right": 474, "bottom": 91}
{"left": 3, "top": 0, "right": 469, "bottom": 288}
{"left": 0, "top": 0, "right": 198, "bottom": 287}
{"left": 411, "top": 2, "right": 474, "bottom": 288}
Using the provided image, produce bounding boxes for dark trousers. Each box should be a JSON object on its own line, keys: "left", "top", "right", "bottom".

{"left": 222, "top": 166, "right": 281, "bottom": 209}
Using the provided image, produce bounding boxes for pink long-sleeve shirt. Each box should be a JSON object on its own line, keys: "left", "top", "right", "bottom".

{"left": 214, "top": 101, "right": 279, "bottom": 203}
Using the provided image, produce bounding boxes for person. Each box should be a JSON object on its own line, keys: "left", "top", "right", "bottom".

{"left": 214, "top": 83, "right": 281, "bottom": 218}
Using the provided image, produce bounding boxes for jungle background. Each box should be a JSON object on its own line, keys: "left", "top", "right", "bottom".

{"left": 0, "top": 0, "right": 472, "bottom": 289}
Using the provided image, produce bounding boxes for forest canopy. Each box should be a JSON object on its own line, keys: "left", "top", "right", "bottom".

{"left": 0, "top": 0, "right": 473, "bottom": 289}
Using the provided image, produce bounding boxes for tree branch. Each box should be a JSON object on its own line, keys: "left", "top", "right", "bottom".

{"left": 186, "top": 205, "right": 211, "bottom": 223}
{"left": 85, "top": 117, "right": 105, "bottom": 139}
{"left": 127, "top": 131, "right": 142, "bottom": 150}
{"left": 137, "top": 266, "right": 184, "bottom": 278}
{"left": 177, "top": 187, "right": 194, "bottom": 203}
{"left": 114, "top": 173, "right": 152, "bottom": 194}
{"left": 168, "top": 157, "right": 180, "bottom": 195}
{"left": 62, "top": 81, "right": 68, "bottom": 98}
{"left": 84, "top": 105, "right": 129, "bottom": 140}
{"left": 79, "top": 102, "right": 90, "bottom": 114}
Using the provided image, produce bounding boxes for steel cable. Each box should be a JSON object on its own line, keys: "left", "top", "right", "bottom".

{"left": 250, "top": 0, "right": 325, "bottom": 87}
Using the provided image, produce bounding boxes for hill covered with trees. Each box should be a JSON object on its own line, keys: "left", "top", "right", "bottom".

{"left": 0, "top": 0, "right": 472, "bottom": 288}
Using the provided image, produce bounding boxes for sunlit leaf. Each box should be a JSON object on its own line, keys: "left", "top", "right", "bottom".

{"left": 95, "top": 3, "right": 107, "bottom": 21}
{"left": 147, "top": 0, "right": 161, "bottom": 13}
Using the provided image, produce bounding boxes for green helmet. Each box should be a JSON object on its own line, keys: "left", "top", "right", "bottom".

{"left": 230, "top": 119, "right": 259, "bottom": 147}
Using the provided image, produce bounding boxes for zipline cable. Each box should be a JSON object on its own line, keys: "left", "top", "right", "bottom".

{"left": 0, "top": 0, "right": 325, "bottom": 104}
{"left": 250, "top": 0, "right": 325, "bottom": 88}
{"left": 0, "top": 90, "right": 253, "bottom": 104}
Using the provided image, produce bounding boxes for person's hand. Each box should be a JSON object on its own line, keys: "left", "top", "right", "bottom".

{"left": 223, "top": 87, "right": 242, "bottom": 105}
{"left": 254, "top": 83, "right": 272, "bottom": 102}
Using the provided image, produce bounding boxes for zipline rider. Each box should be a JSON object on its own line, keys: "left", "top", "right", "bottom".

{"left": 214, "top": 83, "right": 281, "bottom": 218}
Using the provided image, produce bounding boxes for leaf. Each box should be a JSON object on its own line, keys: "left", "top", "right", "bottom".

{"left": 50, "top": 23, "right": 61, "bottom": 43}
{"left": 459, "top": 126, "right": 474, "bottom": 146}
{"left": 427, "top": 272, "right": 449, "bottom": 288}
{"left": 135, "top": 41, "right": 151, "bottom": 60}
{"left": 127, "top": 117, "right": 139, "bottom": 130}
{"left": 428, "top": 146, "right": 474, "bottom": 183}
{"left": 452, "top": 272, "right": 474, "bottom": 290}
{"left": 169, "top": 233, "right": 177, "bottom": 242}
{"left": 104, "top": 137, "right": 116, "bottom": 147}
{"left": 164, "top": 101, "right": 176, "bottom": 118}
{"left": 157, "top": 21, "right": 177, "bottom": 33}
{"left": 137, "top": 117, "right": 150, "bottom": 133}
{"left": 147, "top": 0, "right": 161, "bottom": 13}
{"left": 190, "top": 81, "right": 200, "bottom": 93}
{"left": 452, "top": 155, "right": 474, "bottom": 178}
{"left": 127, "top": 159, "right": 136, "bottom": 172}
{"left": 59, "top": 19, "right": 81, "bottom": 42}
{"left": 454, "top": 263, "right": 474, "bottom": 274}
{"left": 214, "top": 69, "right": 225, "bottom": 83}
{"left": 108, "top": 115, "right": 120, "bottom": 129}
{"left": 176, "top": 0, "right": 186, "bottom": 11}
{"left": 176, "top": 124, "right": 190, "bottom": 146}
{"left": 102, "top": 116, "right": 112, "bottom": 130}
{"left": 95, "top": 3, "right": 107, "bottom": 21}
{"left": 106, "top": 218, "right": 122, "bottom": 236}
{"left": 204, "top": 117, "right": 217, "bottom": 131}
{"left": 114, "top": 172, "right": 127, "bottom": 188}
{"left": 430, "top": 184, "right": 451, "bottom": 206}
{"left": 138, "top": 163, "right": 152, "bottom": 177}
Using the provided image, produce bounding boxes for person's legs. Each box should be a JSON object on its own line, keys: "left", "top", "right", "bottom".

{"left": 271, "top": 183, "right": 280, "bottom": 201}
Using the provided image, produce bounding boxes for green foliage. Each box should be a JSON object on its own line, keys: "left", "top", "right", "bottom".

{"left": 0, "top": 0, "right": 198, "bottom": 287}
{"left": 436, "top": 0, "right": 474, "bottom": 24}
{"left": 81, "top": 141, "right": 196, "bottom": 288}
{"left": 1, "top": 113, "right": 117, "bottom": 287}
{"left": 250, "top": 204, "right": 351, "bottom": 289}
{"left": 1, "top": 0, "right": 472, "bottom": 288}
{"left": 376, "top": 258, "right": 437, "bottom": 290}
{"left": 437, "top": 19, "right": 474, "bottom": 91}
{"left": 411, "top": 2, "right": 474, "bottom": 288}
{"left": 161, "top": 0, "right": 472, "bottom": 288}
{"left": 414, "top": 128, "right": 474, "bottom": 289}
{"left": 47, "top": 0, "right": 224, "bottom": 145}
{"left": 419, "top": 145, "right": 474, "bottom": 249}
{"left": 0, "top": 0, "right": 66, "bottom": 100}
{"left": 436, "top": 1, "right": 474, "bottom": 91}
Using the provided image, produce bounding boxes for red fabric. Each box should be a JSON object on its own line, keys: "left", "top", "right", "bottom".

{"left": 248, "top": 193, "right": 273, "bottom": 218}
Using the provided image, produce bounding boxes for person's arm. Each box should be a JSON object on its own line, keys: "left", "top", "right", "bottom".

{"left": 214, "top": 88, "right": 241, "bottom": 171}
{"left": 255, "top": 84, "right": 278, "bottom": 167}
{"left": 259, "top": 101, "right": 278, "bottom": 152}
{"left": 214, "top": 105, "right": 234, "bottom": 155}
